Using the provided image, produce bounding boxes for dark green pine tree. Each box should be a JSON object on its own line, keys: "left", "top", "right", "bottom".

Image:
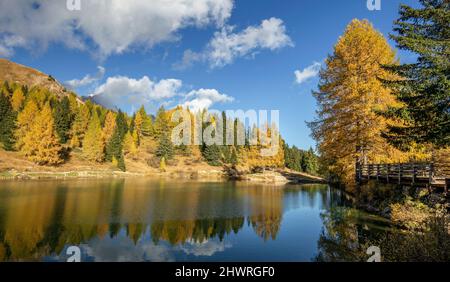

{"left": 202, "top": 143, "right": 222, "bottom": 166}
{"left": 53, "top": 96, "right": 73, "bottom": 143}
{"left": 115, "top": 110, "right": 129, "bottom": 140}
{"left": 156, "top": 132, "right": 174, "bottom": 160}
{"left": 381, "top": 0, "right": 450, "bottom": 148}
{"left": 105, "top": 128, "right": 126, "bottom": 171}
{"left": 0, "top": 93, "right": 17, "bottom": 150}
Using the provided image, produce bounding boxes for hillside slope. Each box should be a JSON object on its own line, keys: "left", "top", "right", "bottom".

{"left": 0, "top": 58, "right": 68, "bottom": 98}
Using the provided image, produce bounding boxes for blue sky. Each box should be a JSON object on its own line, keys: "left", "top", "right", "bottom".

{"left": 0, "top": 0, "right": 420, "bottom": 150}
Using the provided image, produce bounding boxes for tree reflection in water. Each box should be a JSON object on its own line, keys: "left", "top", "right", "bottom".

{"left": 0, "top": 179, "right": 289, "bottom": 261}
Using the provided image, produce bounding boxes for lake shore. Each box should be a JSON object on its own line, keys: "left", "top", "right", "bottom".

{"left": 0, "top": 167, "right": 325, "bottom": 184}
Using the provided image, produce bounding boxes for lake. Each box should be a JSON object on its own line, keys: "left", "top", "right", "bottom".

{"left": 0, "top": 178, "right": 392, "bottom": 262}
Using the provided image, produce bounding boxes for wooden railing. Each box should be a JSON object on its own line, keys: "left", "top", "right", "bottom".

{"left": 356, "top": 162, "right": 449, "bottom": 192}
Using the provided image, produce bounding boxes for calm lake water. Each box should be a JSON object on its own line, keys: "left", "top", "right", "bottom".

{"left": 0, "top": 179, "right": 392, "bottom": 262}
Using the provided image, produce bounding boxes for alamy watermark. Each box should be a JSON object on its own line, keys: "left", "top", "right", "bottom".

{"left": 171, "top": 109, "right": 281, "bottom": 157}
{"left": 66, "top": 0, "right": 81, "bottom": 11}
{"left": 367, "top": 0, "right": 381, "bottom": 11}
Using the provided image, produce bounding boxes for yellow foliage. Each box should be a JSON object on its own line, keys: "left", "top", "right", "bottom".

{"left": 82, "top": 111, "right": 104, "bottom": 162}
{"left": 20, "top": 103, "right": 62, "bottom": 165}
{"left": 310, "top": 19, "right": 428, "bottom": 186}
{"left": 102, "top": 111, "right": 116, "bottom": 144}
{"left": 11, "top": 88, "right": 25, "bottom": 111}
{"left": 15, "top": 100, "right": 39, "bottom": 151}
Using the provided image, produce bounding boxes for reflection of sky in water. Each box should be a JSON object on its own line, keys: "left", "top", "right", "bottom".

{"left": 0, "top": 179, "right": 390, "bottom": 262}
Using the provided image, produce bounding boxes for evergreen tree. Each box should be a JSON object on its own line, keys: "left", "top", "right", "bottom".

{"left": 70, "top": 103, "right": 90, "bottom": 148}
{"left": 381, "top": 0, "right": 450, "bottom": 148}
{"left": 115, "top": 110, "right": 128, "bottom": 140}
{"left": 105, "top": 128, "right": 126, "bottom": 171}
{"left": 0, "top": 93, "right": 16, "bottom": 150}
{"left": 154, "top": 106, "right": 169, "bottom": 139}
{"left": 156, "top": 132, "right": 174, "bottom": 160}
{"left": 202, "top": 144, "right": 221, "bottom": 166}
{"left": 21, "top": 103, "right": 62, "bottom": 165}
{"left": 82, "top": 110, "right": 104, "bottom": 162}
{"left": 53, "top": 96, "right": 73, "bottom": 144}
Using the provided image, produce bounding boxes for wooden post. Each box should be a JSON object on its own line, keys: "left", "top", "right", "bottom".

{"left": 412, "top": 164, "right": 416, "bottom": 185}
{"left": 376, "top": 164, "right": 380, "bottom": 181}
{"left": 398, "top": 164, "right": 402, "bottom": 185}
{"left": 386, "top": 164, "right": 390, "bottom": 183}
{"left": 445, "top": 178, "right": 449, "bottom": 194}
{"left": 429, "top": 163, "right": 434, "bottom": 186}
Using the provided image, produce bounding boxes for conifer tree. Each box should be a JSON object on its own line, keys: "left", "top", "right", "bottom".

{"left": 70, "top": 103, "right": 90, "bottom": 148}
{"left": 123, "top": 131, "right": 138, "bottom": 159}
{"left": 105, "top": 128, "right": 126, "bottom": 171}
{"left": 154, "top": 106, "right": 169, "bottom": 139}
{"left": 308, "top": 19, "right": 414, "bottom": 184}
{"left": 202, "top": 143, "right": 221, "bottom": 166}
{"left": 381, "top": 0, "right": 450, "bottom": 148}
{"left": 0, "top": 93, "right": 16, "bottom": 150}
{"left": 82, "top": 110, "right": 104, "bottom": 162}
{"left": 156, "top": 132, "right": 174, "bottom": 160}
{"left": 53, "top": 96, "right": 73, "bottom": 144}
{"left": 11, "top": 87, "right": 25, "bottom": 111}
{"left": 21, "top": 103, "right": 62, "bottom": 165}
{"left": 102, "top": 111, "right": 116, "bottom": 144}
{"left": 141, "top": 110, "right": 153, "bottom": 137}
{"left": 15, "top": 100, "right": 39, "bottom": 151}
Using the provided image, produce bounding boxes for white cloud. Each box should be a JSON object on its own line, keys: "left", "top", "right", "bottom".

{"left": 183, "top": 88, "right": 234, "bottom": 112}
{"left": 178, "top": 17, "right": 293, "bottom": 69}
{"left": 294, "top": 62, "right": 321, "bottom": 84}
{"left": 0, "top": 34, "right": 26, "bottom": 57}
{"left": 90, "top": 76, "right": 232, "bottom": 112}
{"left": 65, "top": 66, "right": 106, "bottom": 88}
{"left": 0, "top": 0, "right": 233, "bottom": 58}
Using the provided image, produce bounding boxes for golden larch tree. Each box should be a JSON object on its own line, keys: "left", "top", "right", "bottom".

{"left": 11, "top": 88, "right": 25, "bottom": 111}
{"left": 21, "top": 103, "right": 62, "bottom": 165}
{"left": 15, "top": 100, "right": 39, "bottom": 151}
{"left": 102, "top": 111, "right": 116, "bottom": 144}
{"left": 82, "top": 110, "right": 105, "bottom": 162}
{"left": 308, "top": 19, "right": 423, "bottom": 187}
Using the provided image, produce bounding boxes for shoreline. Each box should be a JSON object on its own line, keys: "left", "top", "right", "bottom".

{"left": 0, "top": 168, "right": 326, "bottom": 184}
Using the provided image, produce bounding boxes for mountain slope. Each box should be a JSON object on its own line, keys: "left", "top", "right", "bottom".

{"left": 0, "top": 58, "right": 68, "bottom": 98}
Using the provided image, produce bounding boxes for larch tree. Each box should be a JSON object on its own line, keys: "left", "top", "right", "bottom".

{"left": 381, "top": 0, "right": 449, "bottom": 148}
{"left": 82, "top": 110, "right": 105, "bottom": 162}
{"left": 102, "top": 111, "right": 116, "bottom": 144}
{"left": 70, "top": 103, "right": 90, "bottom": 148}
{"left": 15, "top": 100, "right": 39, "bottom": 151}
{"left": 21, "top": 103, "right": 62, "bottom": 165}
{"left": 11, "top": 87, "right": 25, "bottom": 112}
{"left": 308, "top": 19, "right": 415, "bottom": 185}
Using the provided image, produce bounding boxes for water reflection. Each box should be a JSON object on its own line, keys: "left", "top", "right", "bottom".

{"left": 0, "top": 179, "right": 390, "bottom": 261}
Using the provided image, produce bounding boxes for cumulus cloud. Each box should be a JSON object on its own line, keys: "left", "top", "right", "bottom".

{"left": 65, "top": 66, "right": 106, "bottom": 89}
{"left": 90, "top": 76, "right": 232, "bottom": 112}
{"left": 294, "top": 62, "right": 321, "bottom": 84}
{"left": 90, "top": 76, "right": 182, "bottom": 109}
{"left": 0, "top": 0, "right": 233, "bottom": 58}
{"left": 177, "top": 17, "right": 293, "bottom": 69}
{"left": 183, "top": 88, "right": 234, "bottom": 112}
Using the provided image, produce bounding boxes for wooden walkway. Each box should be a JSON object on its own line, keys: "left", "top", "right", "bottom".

{"left": 356, "top": 163, "right": 449, "bottom": 193}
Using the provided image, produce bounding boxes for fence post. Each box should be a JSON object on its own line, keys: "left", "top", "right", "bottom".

{"left": 398, "top": 164, "right": 402, "bottom": 185}
{"left": 412, "top": 164, "right": 416, "bottom": 185}
{"left": 376, "top": 164, "right": 380, "bottom": 181}
{"left": 386, "top": 164, "right": 390, "bottom": 183}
